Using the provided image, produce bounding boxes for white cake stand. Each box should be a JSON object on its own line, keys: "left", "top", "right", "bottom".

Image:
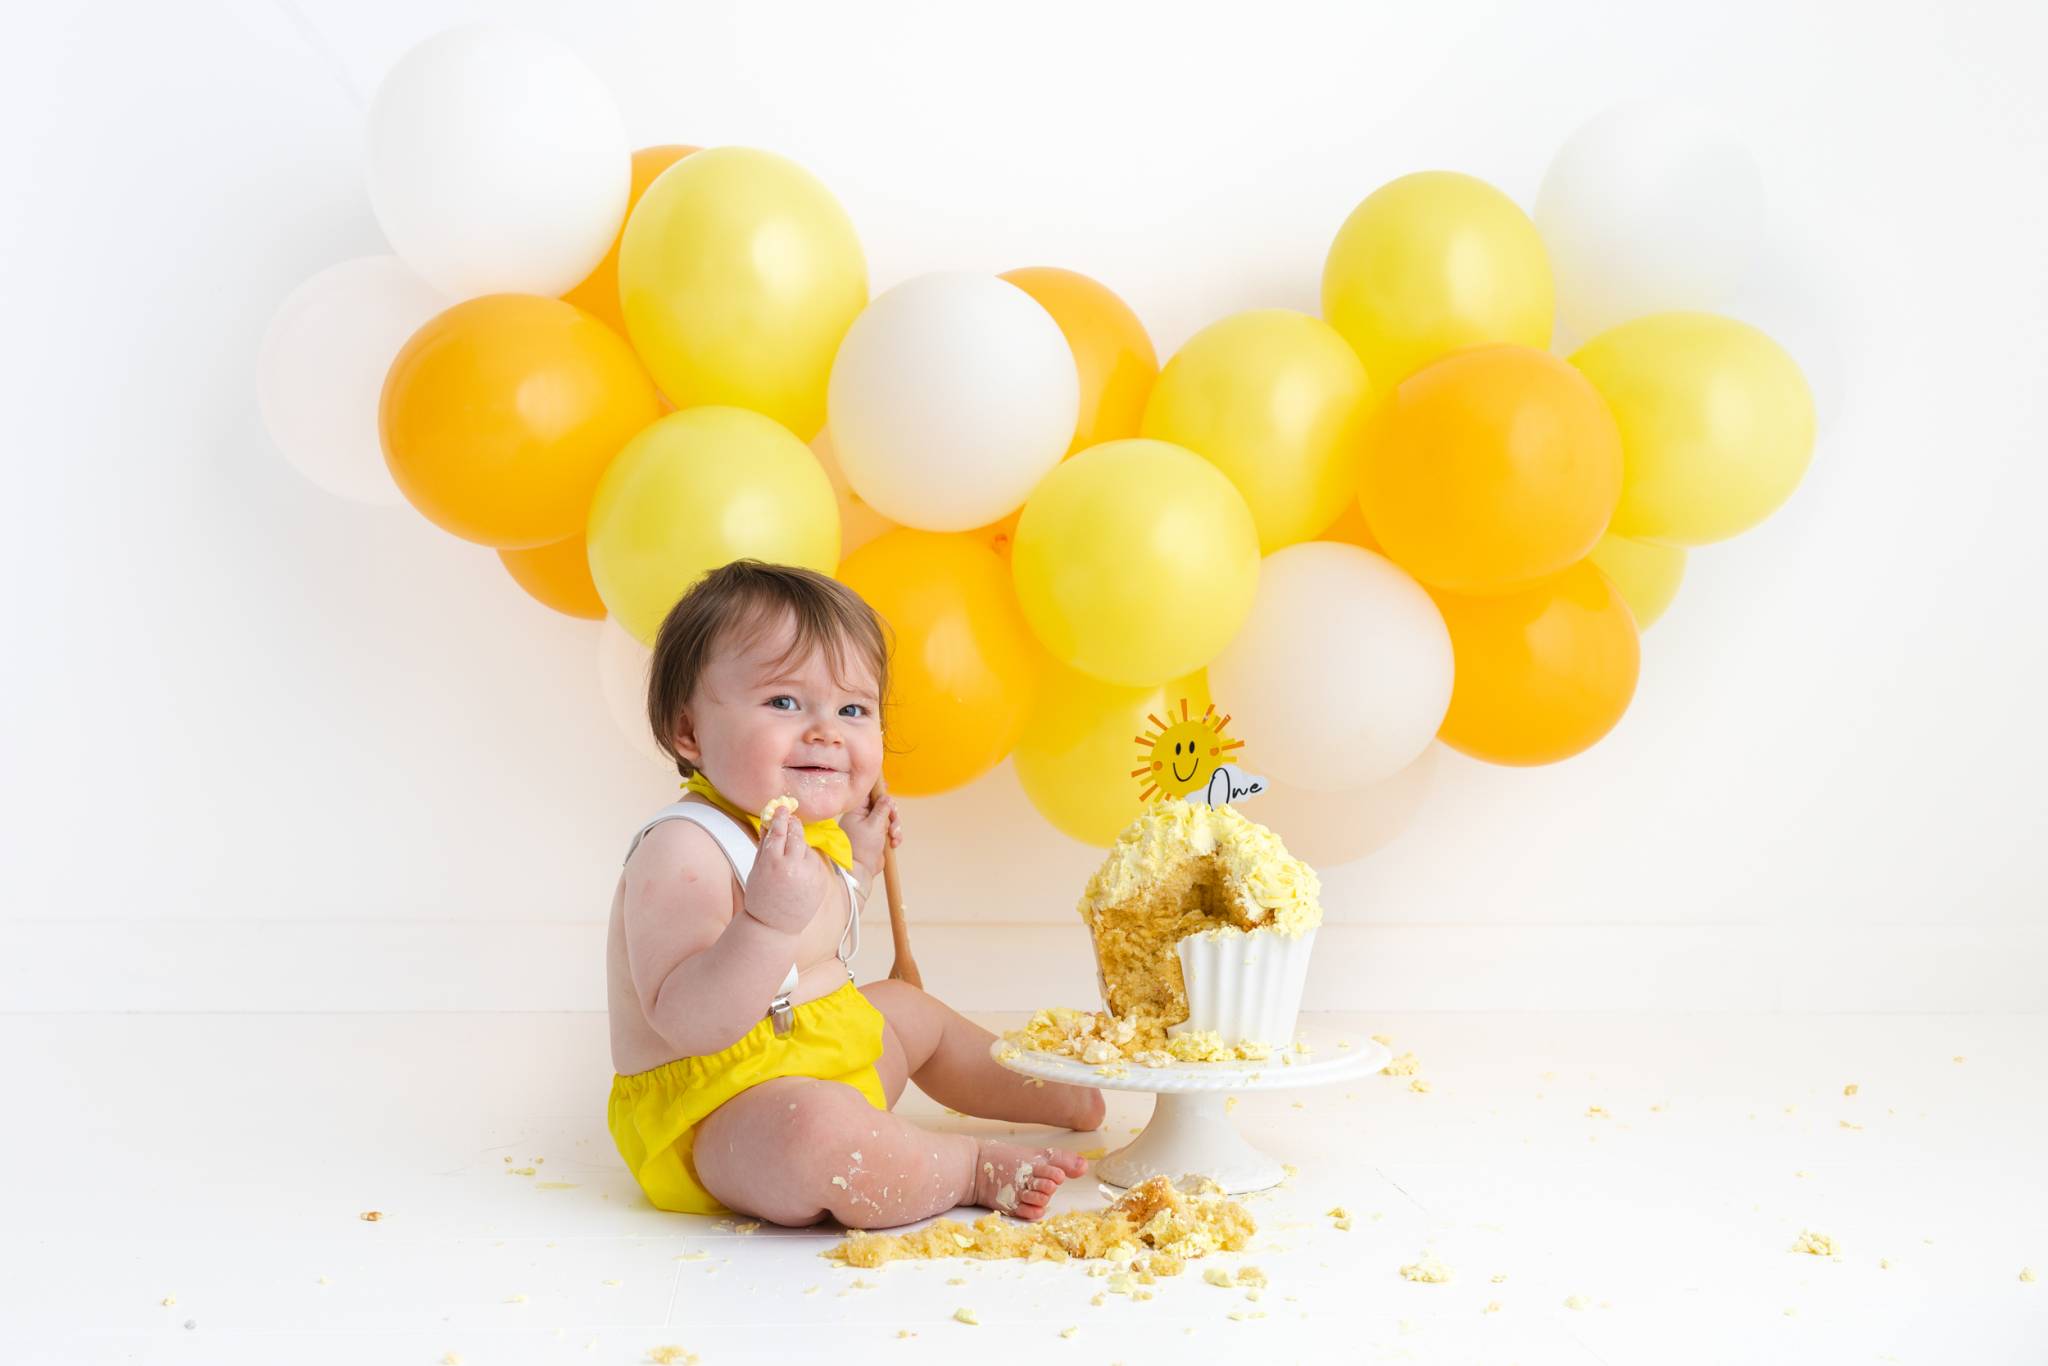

{"left": 989, "top": 1023, "right": 1390, "bottom": 1195}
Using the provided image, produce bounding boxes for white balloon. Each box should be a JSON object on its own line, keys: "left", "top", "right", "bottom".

{"left": 1208, "top": 542, "right": 1452, "bottom": 792}
{"left": 1538, "top": 99, "right": 1767, "bottom": 344}
{"left": 365, "top": 25, "right": 630, "bottom": 298}
{"left": 257, "top": 256, "right": 450, "bottom": 505}
{"left": 1239, "top": 743, "right": 1442, "bottom": 867}
{"left": 827, "top": 272, "right": 1079, "bottom": 531}
{"left": 596, "top": 618, "right": 667, "bottom": 769}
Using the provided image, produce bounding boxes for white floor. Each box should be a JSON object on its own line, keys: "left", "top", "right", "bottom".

{"left": 5, "top": 1008, "right": 2043, "bottom": 1365}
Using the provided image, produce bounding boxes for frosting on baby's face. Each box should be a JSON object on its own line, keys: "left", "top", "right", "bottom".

{"left": 674, "top": 610, "right": 884, "bottom": 826}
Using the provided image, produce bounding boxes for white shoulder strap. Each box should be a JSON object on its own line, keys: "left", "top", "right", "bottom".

{"left": 623, "top": 800, "right": 863, "bottom": 992}
{"left": 623, "top": 801, "right": 758, "bottom": 882}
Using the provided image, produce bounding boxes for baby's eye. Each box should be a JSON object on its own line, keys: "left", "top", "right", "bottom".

{"left": 840, "top": 703, "right": 868, "bottom": 719}
{"left": 767, "top": 695, "right": 798, "bottom": 711}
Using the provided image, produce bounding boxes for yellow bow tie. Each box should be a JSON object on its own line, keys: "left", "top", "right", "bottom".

{"left": 681, "top": 773, "right": 855, "bottom": 873}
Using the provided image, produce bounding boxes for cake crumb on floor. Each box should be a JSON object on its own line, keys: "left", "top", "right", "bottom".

{"left": 1399, "top": 1254, "right": 1453, "bottom": 1284}
{"left": 1792, "top": 1230, "right": 1840, "bottom": 1257}
{"left": 827, "top": 1175, "right": 1253, "bottom": 1275}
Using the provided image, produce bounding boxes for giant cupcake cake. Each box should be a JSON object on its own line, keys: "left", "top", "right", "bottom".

{"left": 1011, "top": 799, "right": 1323, "bottom": 1070}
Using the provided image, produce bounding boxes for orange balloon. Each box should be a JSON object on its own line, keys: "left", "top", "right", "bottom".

{"left": 1429, "top": 561, "right": 1640, "bottom": 766}
{"left": 998, "top": 267, "right": 1159, "bottom": 454}
{"left": 498, "top": 534, "right": 606, "bottom": 620}
{"left": 975, "top": 269, "right": 1161, "bottom": 561}
{"left": 1316, "top": 499, "right": 1381, "bottom": 553}
{"left": 976, "top": 508, "right": 1022, "bottom": 561}
{"left": 561, "top": 145, "right": 697, "bottom": 335}
{"left": 838, "top": 529, "right": 1047, "bottom": 796}
{"left": 1361, "top": 345, "right": 1622, "bottom": 595}
{"left": 381, "top": 294, "right": 661, "bottom": 548}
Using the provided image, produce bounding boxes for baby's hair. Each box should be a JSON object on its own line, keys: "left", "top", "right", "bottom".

{"left": 646, "top": 559, "right": 894, "bottom": 779}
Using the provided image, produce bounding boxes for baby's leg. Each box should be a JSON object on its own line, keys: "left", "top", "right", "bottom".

{"left": 863, "top": 979, "right": 1108, "bottom": 1134}
{"left": 692, "top": 1076, "right": 1086, "bottom": 1230}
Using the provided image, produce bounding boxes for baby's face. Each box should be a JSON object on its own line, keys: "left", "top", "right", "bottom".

{"left": 677, "top": 611, "right": 884, "bottom": 824}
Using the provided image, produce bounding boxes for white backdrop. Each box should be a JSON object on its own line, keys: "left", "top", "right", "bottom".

{"left": 4, "top": 0, "right": 2043, "bottom": 1013}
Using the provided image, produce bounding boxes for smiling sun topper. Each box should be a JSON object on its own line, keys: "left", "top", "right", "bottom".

{"left": 1130, "top": 697, "right": 1265, "bottom": 807}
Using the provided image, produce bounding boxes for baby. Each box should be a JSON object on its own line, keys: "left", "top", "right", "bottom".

{"left": 605, "top": 559, "right": 1107, "bottom": 1229}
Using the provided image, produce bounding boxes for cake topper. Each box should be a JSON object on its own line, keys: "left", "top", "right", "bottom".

{"left": 1131, "top": 696, "right": 1268, "bottom": 808}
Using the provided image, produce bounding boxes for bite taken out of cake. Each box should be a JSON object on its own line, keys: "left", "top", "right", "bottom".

{"left": 1013, "top": 800, "right": 1323, "bottom": 1067}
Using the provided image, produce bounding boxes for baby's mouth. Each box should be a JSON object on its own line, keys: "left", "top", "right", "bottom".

{"left": 786, "top": 764, "right": 846, "bottom": 781}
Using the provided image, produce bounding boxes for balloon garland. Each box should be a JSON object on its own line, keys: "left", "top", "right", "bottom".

{"left": 258, "top": 26, "right": 1821, "bottom": 859}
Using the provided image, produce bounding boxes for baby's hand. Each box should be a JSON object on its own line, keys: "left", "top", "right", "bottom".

{"left": 842, "top": 777, "right": 903, "bottom": 879}
{"left": 743, "top": 807, "right": 824, "bottom": 935}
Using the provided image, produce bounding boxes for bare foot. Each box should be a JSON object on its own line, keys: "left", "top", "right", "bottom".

{"left": 1070, "top": 1087, "right": 1107, "bottom": 1133}
{"left": 972, "top": 1140, "right": 1088, "bottom": 1221}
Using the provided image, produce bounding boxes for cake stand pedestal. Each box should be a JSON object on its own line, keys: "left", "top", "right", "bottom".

{"left": 989, "top": 1024, "right": 1389, "bottom": 1195}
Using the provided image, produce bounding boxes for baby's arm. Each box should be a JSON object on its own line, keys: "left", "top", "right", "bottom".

{"left": 621, "top": 817, "right": 817, "bottom": 1057}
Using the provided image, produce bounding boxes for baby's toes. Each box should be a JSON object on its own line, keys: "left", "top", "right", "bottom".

{"left": 1035, "top": 1146, "right": 1089, "bottom": 1178}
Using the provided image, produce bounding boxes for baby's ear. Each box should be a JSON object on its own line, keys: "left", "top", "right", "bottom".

{"left": 671, "top": 708, "right": 701, "bottom": 765}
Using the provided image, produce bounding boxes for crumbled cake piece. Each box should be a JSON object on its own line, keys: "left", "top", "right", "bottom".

{"left": 827, "top": 1175, "right": 1252, "bottom": 1272}
{"left": 1791, "top": 1230, "right": 1839, "bottom": 1257}
{"left": 759, "top": 795, "right": 799, "bottom": 822}
{"left": 1399, "top": 1254, "right": 1452, "bottom": 1284}
{"left": 1060, "top": 1326, "right": 1077, "bottom": 1338}
{"left": 1007, "top": 1007, "right": 1273, "bottom": 1067}
{"left": 1585, "top": 1106, "right": 1610, "bottom": 1119}
{"left": 953, "top": 1308, "right": 979, "bottom": 1325}
{"left": 359, "top": 1210, "right": 383, "bottom": 1222}
{"left": 1381, "top": 1052, "right": 1420, "bottom": 1076}
{"left": 2021, "top": 1267, "right": 2037, "bottom": 1283}
{"left": 1203, "top": 1267, "right": 1234, "bottom": 1287}
{"left": 1408, "top": 1079, "right": 1431, "bottom": 1094}
{"left": 1840, "top": 1120, "right": 1863, "bottom": 1131}
{"left": 1563, "top": 1295, "right": 1590, "bottom": 1310}
{"left": 1484, "top": 1300, "right": 1502, "bottom": 1314}
{"left": 1843, "top": 1083, "right": 1859, "bottom": 1096}
{"left": 1491, "top": 1273, "right": 1507, "bottom": 1283}
{"left": 646, "top": 1352, "right": 698, "bottom": 1366}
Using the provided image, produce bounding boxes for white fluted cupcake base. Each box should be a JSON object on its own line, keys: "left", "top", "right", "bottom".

{"left": 989, "top": 1024, "right": 1391, "bottom": 1194}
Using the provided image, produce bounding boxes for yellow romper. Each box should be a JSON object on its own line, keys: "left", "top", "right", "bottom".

{"left": 606, "top": 800, "right": 889, "bottom": 1215}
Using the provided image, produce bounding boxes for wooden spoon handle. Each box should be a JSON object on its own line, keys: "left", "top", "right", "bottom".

{"left": 882, "top": 840, "right": 922, "bottom": 989}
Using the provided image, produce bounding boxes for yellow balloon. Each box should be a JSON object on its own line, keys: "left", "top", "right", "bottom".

{"left": 1322, "top": 170, "right": 1553, "bottom": 387}
{"left": 586, "top": 407, "right": 841, "bottom": 644}
{"left": 1012, "top": 439, "right": 1261, "bottom": 687}
{"left": 1014, "top": 665, "right": 1211, "bottom": 847}
{"left": 619, "top": 147, "right": 867, "bottom": 441}
{"left": 1588, "top": 532, "right": 1686, "bottom": 631}
{"left": 1141, "top": 310, "right": 1372, "bottom": 552}
{"left": 837, "top": 530, "right": 1046, "bottom": 798}
{"left": 1569, "top": 312, "right": 1816, "bottom": 545}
